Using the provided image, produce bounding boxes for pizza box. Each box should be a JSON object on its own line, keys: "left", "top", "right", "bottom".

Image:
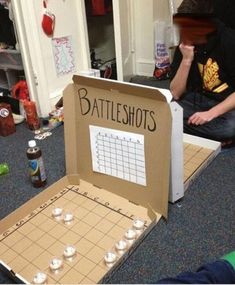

{"left": 0, "top": 75, "right": 172, "bottom": 284}
{"left": 169, "top": 102, "right": 221, "bottom": 203}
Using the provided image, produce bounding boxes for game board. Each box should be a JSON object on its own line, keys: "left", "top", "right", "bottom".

{"left": 183, "top": 143, "right": 214, "bottom": 183}
{"left": 0, "top": 180, "right": 154, "bottom": 284}
{"left": 0, "top": 143, "right": 215, "bottom": 284}
{"left": 0, "top": 75, "right": 221, "bottom": 284}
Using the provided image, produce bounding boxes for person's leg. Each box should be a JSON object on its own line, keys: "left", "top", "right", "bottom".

{"left": 183, "top": 111, "right": 235, "bottom": 142}
{"left": 176, "top": 93, "right": 235, "bottom": 142}
{"left": 157, "top": 251, "right": 235, "bottom": 284}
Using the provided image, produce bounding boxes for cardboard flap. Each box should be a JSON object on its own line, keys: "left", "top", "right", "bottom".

{"left": 64, "top": 76, "right": 172, "bottom": 218}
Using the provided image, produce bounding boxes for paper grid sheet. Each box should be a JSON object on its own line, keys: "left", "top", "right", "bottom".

{"left": 90, "top": 126, "right": 146, "bottom": 186}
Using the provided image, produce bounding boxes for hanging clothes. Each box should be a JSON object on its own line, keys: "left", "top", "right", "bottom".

{"left": 0, "top": 4, "right": 16, "bottom": 47}
{"left": 86, "top": 0, "right": 112, "bottom": 16}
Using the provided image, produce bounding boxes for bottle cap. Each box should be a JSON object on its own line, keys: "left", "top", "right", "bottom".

{"left": 28, "top": 140, "right": 36, "bottom": 148}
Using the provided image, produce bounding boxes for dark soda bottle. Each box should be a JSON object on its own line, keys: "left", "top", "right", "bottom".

{"left": 27, "top": 140, "right": 47, "bottom": 187}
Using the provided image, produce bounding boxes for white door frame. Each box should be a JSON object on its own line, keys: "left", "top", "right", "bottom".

{"left": 11, "top": 0, "right": 39, "bottom": 108}
{"left": 112, "top": 0, "right": 136, "bottom": 81}
{"left": 11, "top": 0, "right": 52, "bottom": 117}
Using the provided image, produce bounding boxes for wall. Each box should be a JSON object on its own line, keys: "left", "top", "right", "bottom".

{"left": 133, "top": 0, "right": 182, "bottom": 76}
{"left": 175, "top": 0, "right": 183, "bottom": 8}
{"left": 133, "top": 0, "right": 171, "bottom": 76}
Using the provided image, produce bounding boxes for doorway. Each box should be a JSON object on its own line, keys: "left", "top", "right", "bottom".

{"left": 84, "top": 0, "right": 117, "bottom": 80}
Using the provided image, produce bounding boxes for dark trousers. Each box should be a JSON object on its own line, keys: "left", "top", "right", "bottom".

{"left": 176, "top": 92, "right": 235, "bottom": 142}
{"left": 157, "top": 260, "right": 235, "bottom": 284}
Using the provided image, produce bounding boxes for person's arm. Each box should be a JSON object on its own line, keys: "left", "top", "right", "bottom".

{"left": 188, "top": 26, "right": 235, "bottom": 126}
{"left": 188, "top": 92, "right": 235, "bottom": 125}
{"left": 170, "top": 43, "right": 195, "bottom": 100}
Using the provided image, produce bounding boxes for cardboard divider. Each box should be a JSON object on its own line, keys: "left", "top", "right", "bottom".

{"left": 64, "top": 75, "right": 172, "bottom": 218}
{"left": 0, "top": 76, "right": 173, "bottom": 284}
{"left": 0, "top": 76, "right": 222, "bottom": 284}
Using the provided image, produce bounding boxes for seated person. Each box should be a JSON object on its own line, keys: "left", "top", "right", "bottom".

{"left": 157, "top": 251, "right": 235, "bottom": 284}
{"left": 170, "top": 0, "right": 235, "bottom": 145}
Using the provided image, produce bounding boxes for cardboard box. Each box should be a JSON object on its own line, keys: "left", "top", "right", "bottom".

{"left": 169, "top": 102, "right": 221, "bottom": 203}
{"left": 0, "top": 76, "right": 222, "bottom": 283}
{"left": 0, "top": 76, "right": 172, "bottom": 284}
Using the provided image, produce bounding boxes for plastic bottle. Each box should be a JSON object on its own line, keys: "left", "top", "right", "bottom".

{"left": 27, "top": 140, "right": 47, "bottom": 188}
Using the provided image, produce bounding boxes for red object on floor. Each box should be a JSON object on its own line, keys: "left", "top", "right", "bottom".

{"left": 153, "top": 66, "right": 171, "bottom": 80}
{"left": 12, "top": 80, "right": 30, "bottom": 101}
{"left": 0, "top": 103, "right": 16, "bottom": 137}
{"left": 23, "top": 100, "right": 40, "bottom": 130}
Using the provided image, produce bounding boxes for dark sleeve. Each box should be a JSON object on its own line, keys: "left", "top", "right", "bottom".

{"left": 157, "top": 260, "right": 235, "bottom": 284}
{"left": 169, "top": 46, "right": 202, "bottom": 93}
{"left": 169, "top": 47, "right": 183, "bottom": 81}
{"left": 220, "top": 27, "right": 235, "bottom": 89}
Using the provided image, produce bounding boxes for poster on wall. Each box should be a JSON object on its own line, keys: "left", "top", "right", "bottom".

{"left": 52, "top": 36, "right": 76, "bottom": 76}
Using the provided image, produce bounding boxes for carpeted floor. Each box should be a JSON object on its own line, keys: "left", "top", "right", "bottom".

{"left": 0, "top": 77, "right": 234, "bottom": 283}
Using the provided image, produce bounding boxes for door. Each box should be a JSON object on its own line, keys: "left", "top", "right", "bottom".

{"left": 113, "top": 0, "right": 135, "bottom": 81}
{"left": 11, "top": 0, "right": 90, "bottom": 117}
{"left": 10, "top": 0, "right": 39, "bottom": 111}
